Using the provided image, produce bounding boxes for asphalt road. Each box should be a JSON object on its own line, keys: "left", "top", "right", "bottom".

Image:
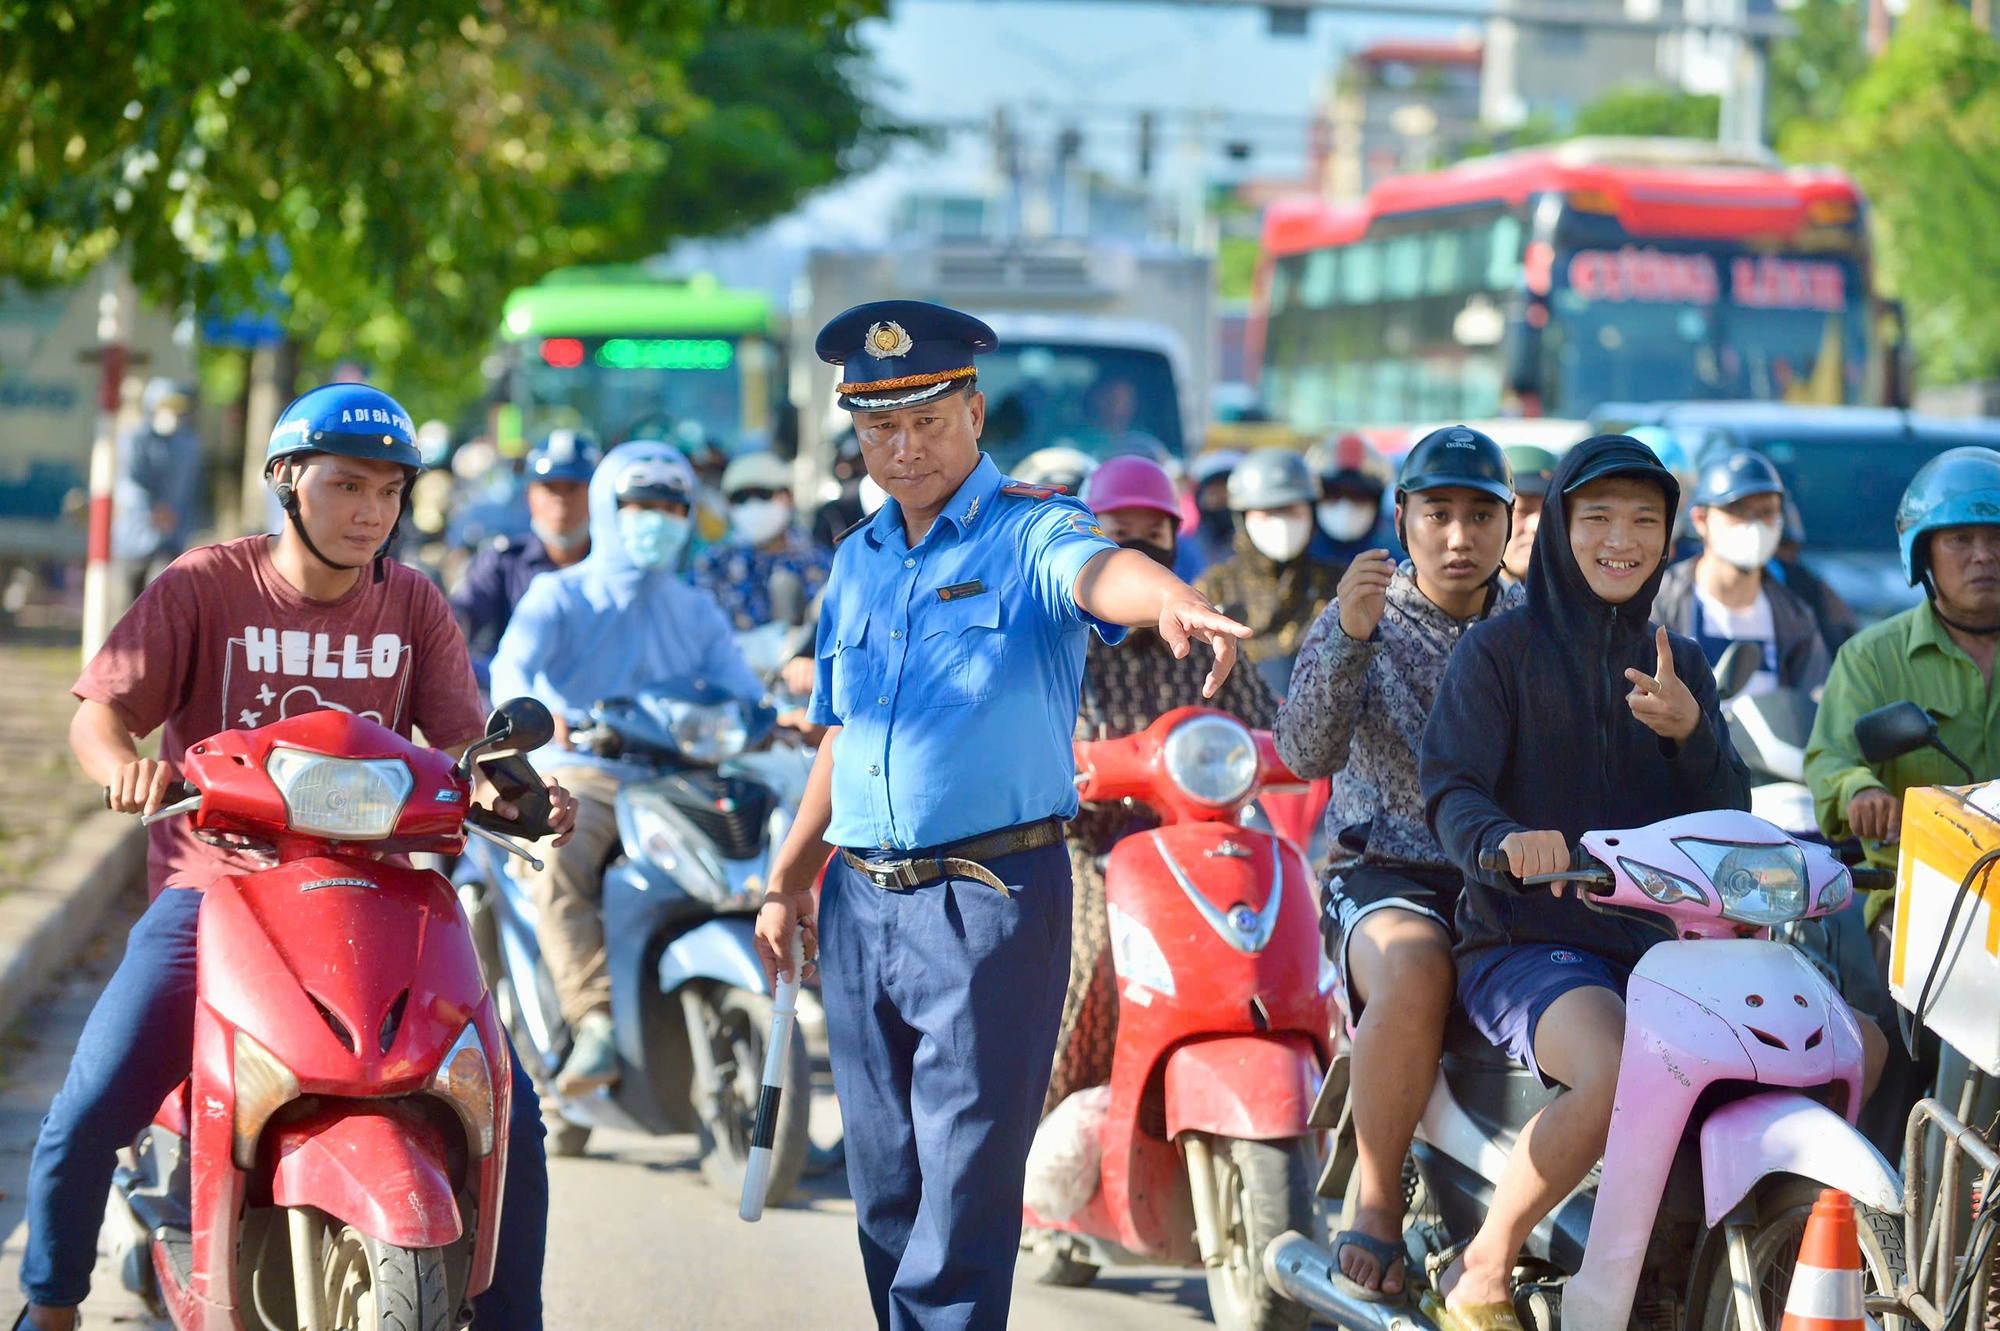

{"left": 0, "top": 893, "right": 1222, "bottom": 1329}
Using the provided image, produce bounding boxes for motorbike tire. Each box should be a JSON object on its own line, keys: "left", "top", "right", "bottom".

{"left": 1199, "top": 1135, "right": 1317, "bottom": 1331}
{"left": 1686, "top": 1175, "right": 1906, "bottom": 1331}
{"left": 696, "top": 987, "right": 812, "bottom": 1208}
{"left": 319, "top": 1221, "right": 453, "bottom": 1331}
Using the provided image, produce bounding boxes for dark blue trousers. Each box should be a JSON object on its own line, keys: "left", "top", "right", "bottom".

{"left": 819, "top": 842, "right": 1072, "bottom": 1331}
{"left": 21, "top": 887, "right": 548, "bottom": 1326}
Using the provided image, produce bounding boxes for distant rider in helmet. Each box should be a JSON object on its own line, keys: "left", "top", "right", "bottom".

{"left": 693, "top": 450, "right": 832, "bottom": 631}
{"left": 28, "top": 385, "right": 578, "bottom": 1331}
{"left": 1499, "top": 445, "right": 1557, "bottom": 587}
{"left": 1651, "top": 450, "right": 1830, "bottom": 697}
{"left": 451, "top": 428, "right": 601, "bottom": 671}
{"left": 489, "top": 442, "right": 765, "bottom": 1097}
{"left": 1196, "top": 448, "right": 1346, "bottom": 692}
{"left": 1041, "top": 455, "right": 1280, "bottom": 1115}
{"left": 1307, "top": 432, "right": 1401, "bottom": 566}
{"left": 1276, "top": 425, "right": 1522, "bottom": 1300}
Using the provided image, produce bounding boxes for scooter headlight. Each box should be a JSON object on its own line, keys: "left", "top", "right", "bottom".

{"left": 661, "top": 697, "right": 751, "bottom": 765}
{"left": 430, "top": 1022, "right": 496, "bottom": 1158}
{"left": 1617, "top": 857, "right": 1709, "bottom": 907}
{"left": 1109, "top": 902, "right": 1176, "bottom": 997}
{"left": 1674, "top": 838, "right": 1809, "bottom": 926}
{"left": 1161, "top": 715, "right": 1258, "bottom": 809}
{"left": 625, "top": 787, "right": 733, "bottom": 904}
{"left": 265, "top": 748, "right": 413, "bottom": 839}
{"left": 233, "top": 1030, "right": 301, "bottom": 1171}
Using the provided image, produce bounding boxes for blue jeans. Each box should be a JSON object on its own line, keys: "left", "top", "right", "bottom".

{"left": 21, "top": 888, "right": 547, "bottom": 1326}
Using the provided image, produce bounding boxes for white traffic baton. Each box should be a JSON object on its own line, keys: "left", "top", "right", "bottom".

{"left": 738, "top": 932, "right": 805, "bottom": 1222}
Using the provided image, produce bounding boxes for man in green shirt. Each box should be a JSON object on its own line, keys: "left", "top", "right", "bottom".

{"left": 1805, "top": 447, "right": 2000, "bottom": 874}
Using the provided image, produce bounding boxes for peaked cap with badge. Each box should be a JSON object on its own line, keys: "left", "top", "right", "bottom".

{"left": 816, "top": 300, "right": 999, "bottom": 411}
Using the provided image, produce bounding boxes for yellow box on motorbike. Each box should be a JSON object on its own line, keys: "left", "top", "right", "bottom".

{"left": 1890, "top": 781, "right": 2000, "bottom": 1076}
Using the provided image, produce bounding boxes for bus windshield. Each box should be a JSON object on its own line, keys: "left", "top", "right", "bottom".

{"left": 1544, "top": 248, "right": 1867, "bottom": 418}
{"left": 972, "top": 343, "right": 1184, "bottom": 473}
{"left": 516, "top": 334, "right": 762, "bottom": 452}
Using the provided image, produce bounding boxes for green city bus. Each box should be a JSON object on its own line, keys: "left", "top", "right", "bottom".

{"left": 496, "top": 266, "right": 785, "bottom": 455}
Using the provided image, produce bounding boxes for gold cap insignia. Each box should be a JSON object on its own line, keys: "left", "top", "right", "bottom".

{"left": 864, "top": 321, "right": 914, "bottom": 359}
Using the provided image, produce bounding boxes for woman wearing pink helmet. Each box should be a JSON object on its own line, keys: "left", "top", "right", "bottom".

{"left": 1039, "top": 456, "right": 1280, "bottom": 1115}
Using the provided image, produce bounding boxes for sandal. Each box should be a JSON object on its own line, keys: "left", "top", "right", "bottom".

{"left": 1419, "top": 1291, "right": 1524, "bottom": 1331}
{"left": 1328, "top": 1228, "right": 1409, "bottom": 1303}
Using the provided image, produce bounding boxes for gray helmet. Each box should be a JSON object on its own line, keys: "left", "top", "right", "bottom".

{"left": 1226, "top": 449, "right": 1319, "bottom": 512}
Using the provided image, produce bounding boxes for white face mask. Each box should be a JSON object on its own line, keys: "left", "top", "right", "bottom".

{"left": 152, "top": 408, "right": 182, "bottom": 436}
{"left": 730, "top": 498, "right": 792, "bottom": 547}
{"left": 1317, "top": 499, "right": 1377, "bottom": 543}
{"left": 1705, "top": 512, "right": 1782, "bottom": 573}
{"left": 1245, "top": 511, "right": 1313, "bottom": 563}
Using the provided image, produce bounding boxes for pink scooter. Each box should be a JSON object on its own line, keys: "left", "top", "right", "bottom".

{"left": 1266, "top": 809, "right": 1904, "bottom": 1331}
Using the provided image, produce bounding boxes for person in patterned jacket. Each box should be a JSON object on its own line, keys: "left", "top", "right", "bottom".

{"left": 1274, "top": 426, "right": 1520, "bottom": 1301}
{"left": 692, "top": 451, "right": 832, "bottom": 629}
{"left": 1042, "top": 455, "right": 1280, "bottom": 1116}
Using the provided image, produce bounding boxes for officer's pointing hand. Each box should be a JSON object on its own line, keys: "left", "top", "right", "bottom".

{"left": 1158, "top": 589, "right": 1254, "bottom": 698}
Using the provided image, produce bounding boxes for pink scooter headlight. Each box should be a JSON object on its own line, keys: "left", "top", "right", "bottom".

{"left": 1674, "top": 838, "right": 1808, "bottom": 926}
{"left": 1617, "top": 858, "right": 1707, "bottom": 907}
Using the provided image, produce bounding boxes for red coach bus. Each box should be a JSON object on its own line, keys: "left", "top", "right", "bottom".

{"left": 1249, "top": 138, "right": 1902, "bottom": 431}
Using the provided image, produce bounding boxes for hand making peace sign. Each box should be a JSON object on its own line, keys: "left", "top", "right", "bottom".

{"left": 1623, "top": 624, "right": 1701, "bottom": 743}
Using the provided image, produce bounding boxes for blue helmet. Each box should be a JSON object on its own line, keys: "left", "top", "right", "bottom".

{"left": 527, "top": 429, "right": 601, "bottom": 486}
{"left": 265, "top": 383, "right": 421, "bottom": 476}
{"left": 1692, "top": 450, "right": 1786, "bottom": 510}
{"left": 1896, "top": 446, "right": 2000, "bottom": 586}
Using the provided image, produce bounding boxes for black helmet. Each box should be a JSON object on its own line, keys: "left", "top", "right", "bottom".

{"left": 1691, "top": 450, "right": 1786, "bottom": 510}
{"left": 1397, "top": 425, "right": 1514, "bottom": 505}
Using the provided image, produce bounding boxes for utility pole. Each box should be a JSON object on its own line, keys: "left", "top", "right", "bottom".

{"left": 79, "top": 260, "right": 133, "bottom": 662}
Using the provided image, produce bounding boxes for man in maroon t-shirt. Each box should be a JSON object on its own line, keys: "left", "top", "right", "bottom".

{"left": 16, "top": 385, "right": 576, "bottom": 1331}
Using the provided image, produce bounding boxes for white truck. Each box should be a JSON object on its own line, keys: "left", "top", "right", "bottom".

{"left": 790, "top": 241, "right": 1213, "bottom": 494}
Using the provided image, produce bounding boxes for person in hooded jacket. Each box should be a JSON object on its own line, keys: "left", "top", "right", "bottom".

{"left": 1276, "top": 426, "right": 1522, "bottom": 1301}
{"left": 1196, "top": 449, "right": 1346, "bottom": 693}
{"left": 1041, "top": 455, "right": 1281, "bottom": 1117}
{"left": 1417, "top": 435, "right": 1754, "bottom": 1329}
{"left": 489, "top": 441, "right": 765, "bottom": 1096}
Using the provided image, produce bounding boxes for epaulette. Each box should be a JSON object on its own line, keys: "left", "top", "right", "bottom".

{"left": 1000, "top": 481, "right": 1067, "bottom": 500}
{"left": 832, "top": 513, "right": 873, "bottom": 547}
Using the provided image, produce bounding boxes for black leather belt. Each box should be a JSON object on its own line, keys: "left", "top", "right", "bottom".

{"left": 839, "top": 818, "right": 1064, "bottom": 898}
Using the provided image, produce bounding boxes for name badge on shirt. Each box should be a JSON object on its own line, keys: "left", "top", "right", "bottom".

{"left": 937, "top": 579, "right": 988, "bottom": 602}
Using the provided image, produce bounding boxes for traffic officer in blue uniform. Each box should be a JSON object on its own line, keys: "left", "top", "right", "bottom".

{"left": 755, "top": 301, "right": 1251, "bottom": 1329}
{"left": 450, "top": 429, "right": 601, "bottom": 680}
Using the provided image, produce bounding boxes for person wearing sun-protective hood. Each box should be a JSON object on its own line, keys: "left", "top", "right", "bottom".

{"left": 489, "top": 440, "right": 764, "bottom": 1097}
{"left": 1416, "top": 433, "right": 1756, "bottom": 1331}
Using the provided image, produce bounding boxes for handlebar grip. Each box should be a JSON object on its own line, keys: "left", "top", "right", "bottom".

{"left": 1478, "top": 847, "right": 1509, "bottom": 874}
{"left": 105, "top": 779, "right": 198, "bottom": 810}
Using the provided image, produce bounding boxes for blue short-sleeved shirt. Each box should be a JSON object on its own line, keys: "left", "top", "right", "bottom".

{"left": 809, "top": 453, "right": 1123, "bottom": 851}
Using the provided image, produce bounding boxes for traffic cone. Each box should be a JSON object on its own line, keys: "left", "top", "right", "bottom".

{"left": 1779, "top": 1189, "right": 1866, "bottom": 1331}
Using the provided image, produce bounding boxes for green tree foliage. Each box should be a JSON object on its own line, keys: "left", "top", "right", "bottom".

{"left": 1785, "top": 1, "right": 2000, "bottom": 384}
{"left": 0, "top": 1, "right": 899, "bottom": 414}
{"left": 1571, "top": 85, "right": 1722, "bottom": 139}
{"left": 1767, "top": 0, "right": 1870, "bottom": 139}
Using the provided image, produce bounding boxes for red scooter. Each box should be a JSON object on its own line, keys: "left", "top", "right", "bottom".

{"left": 1024, "top": 707, "right": 1333, "bottom": 1331}
{"left": 109, "top": 698, "right": 554, "bottom": 1330}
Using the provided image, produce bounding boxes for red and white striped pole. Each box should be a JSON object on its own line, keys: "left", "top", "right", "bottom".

{"left": 80, "top": 261, "right": 131, "bottom": 662}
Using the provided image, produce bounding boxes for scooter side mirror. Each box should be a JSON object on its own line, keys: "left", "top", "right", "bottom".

{"left": 1854, "top": 701, "right": 1938, "bottom": 766}
{"left": 1714, "top": 641, "right": 1761, "bottom": 702}
{"left": 489, "top": 697, "right": 556, "bottom": 754}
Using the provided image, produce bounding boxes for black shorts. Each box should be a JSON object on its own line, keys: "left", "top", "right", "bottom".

{"left": 1322, "top": 862, "right": 1462, "bottom": 1025}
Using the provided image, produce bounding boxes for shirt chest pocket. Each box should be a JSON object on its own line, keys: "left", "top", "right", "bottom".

{"left": 916, "top": 593, "right": 1004, "bottom": 709}
{"left": 820, "top": 610, "right": 871, "bottom": 718}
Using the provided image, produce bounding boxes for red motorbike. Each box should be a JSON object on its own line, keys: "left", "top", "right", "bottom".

{"left": 109, "top": 698, "right": 555, "bottom": 1330}
{"left": 1024, "top": 707, "right": 1333, "bottom": 1331}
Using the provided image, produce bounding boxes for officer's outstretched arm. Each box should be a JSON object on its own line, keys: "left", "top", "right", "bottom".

{"left": 756, "top": 730, "right": 840, "bottom": 989}
{"left": 1073, "top": 548, "right": 1253, "bottom": 698}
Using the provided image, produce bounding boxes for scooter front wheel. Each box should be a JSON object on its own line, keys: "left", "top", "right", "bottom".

{"left": 695, "top": 987, "right": 812, "bottom": 1208}
{"left": 1195, "top": 1136, "right": 1317, "bottom": 1331}
{"left": 1686, "top": 1175, "right": 1907, "bottom": 1331}
{"left": 316, "top": 1217, "right": 453, "bottom": 1331}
